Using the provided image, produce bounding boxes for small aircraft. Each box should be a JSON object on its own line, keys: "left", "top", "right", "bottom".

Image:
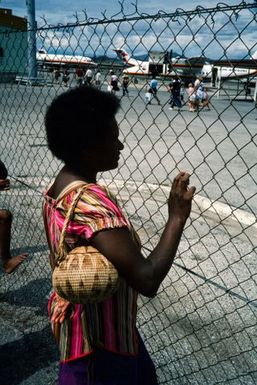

{"left": 114, "top": 48, "right": 257, "bottom": 80}
{"left": 201, "top": 50, "right": 257, "bottom": 80}
{"left": 36, "top": 49, "right": 97, "bottom": 69}
{"left": 114, "top": 48, "right": 209, "bottom": 78}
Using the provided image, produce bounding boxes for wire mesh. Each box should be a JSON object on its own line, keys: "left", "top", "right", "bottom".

{"left": 0, "top": 2, "right": 257, "bottom": 384}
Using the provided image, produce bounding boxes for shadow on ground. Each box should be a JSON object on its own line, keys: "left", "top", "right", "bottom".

{"left": 0, "top": 326, "right": 58, "bottom": 385}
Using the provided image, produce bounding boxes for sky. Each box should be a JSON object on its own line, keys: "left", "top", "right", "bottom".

{"left": 1, "top": 1, "right": 257, "bottom": 59}
{"left": 0, "top": 1, "right": 246, "bottom": 21}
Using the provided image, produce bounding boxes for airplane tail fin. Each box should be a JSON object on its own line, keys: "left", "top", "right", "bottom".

{"left": 113, "top": 49, "right": 131, "bottom": 65}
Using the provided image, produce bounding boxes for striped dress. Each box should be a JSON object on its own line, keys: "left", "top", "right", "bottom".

{"left": 43, "top": 181, "right": 142, "bottom": 362}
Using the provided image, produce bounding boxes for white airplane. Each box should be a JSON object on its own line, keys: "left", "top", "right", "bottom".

{"left": 201, "top": 50, "right": 257, "bottom": 80}
{"left": 36, "top": 49, "right": 97, "bottom": 69}
{"left": 114, "top": 48, "right": 209, "bottom": 77}
{"left": 114, "top": 48, "right": 257, "bottom": 80}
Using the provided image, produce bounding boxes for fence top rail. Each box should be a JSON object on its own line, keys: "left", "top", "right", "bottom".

{"left": 0, "top": 1, "right": 256, "bottom": 34}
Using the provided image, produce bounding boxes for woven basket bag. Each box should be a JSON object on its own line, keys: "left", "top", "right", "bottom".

{"left": 52, "top": 186, "right": 120, "bottom": 303}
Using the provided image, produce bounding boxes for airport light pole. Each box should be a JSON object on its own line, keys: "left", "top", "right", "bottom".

{"left": 26, "top": 0, "right": 37, "bottom": 80}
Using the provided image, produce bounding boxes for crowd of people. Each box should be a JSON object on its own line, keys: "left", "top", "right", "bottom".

{"left": 53, "top": 66, "right": 211, "bottom": 112}
{"left": 145, "top": 74, "right": 210, "bottom": 111}
{"left": 53, "top": 67, "right": 102, "bottom": 88}
{"left": 167, "top": 75, "right": 210, "bottom": 111}
{"left": 53, "top": 67, "right": 132, "bottom": 97}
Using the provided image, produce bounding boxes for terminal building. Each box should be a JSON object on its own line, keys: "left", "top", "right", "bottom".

{"left": 0, "top": 8, "right": 27, "bottom": 81}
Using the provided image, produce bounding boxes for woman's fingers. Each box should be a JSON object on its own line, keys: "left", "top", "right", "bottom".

{"left": 180, "top": 173, "right": 191, "bottom": 190}
{"left": 172, "top": 172, "right": 191, "bottom": 192}
{"left": 185, "top": 186, "right": 196, "bottom": 200}
{"left": 52, "top": 308, "right": 64, "bottom": 323}
{"left": 172, "top": 171, "right": 186, "bottom": 189}
{"left": 171, "top": 172, "right": 196, "bottom": 203}
{"left": 51, "top": 296, "right": 70, "bottom": 323}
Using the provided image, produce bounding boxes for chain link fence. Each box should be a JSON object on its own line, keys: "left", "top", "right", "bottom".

{"left": 0, "top": 2, "right": 257, "bottom": 384}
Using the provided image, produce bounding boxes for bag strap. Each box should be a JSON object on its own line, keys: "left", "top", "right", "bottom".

{"left": 56, "top": 185, "right": 86, "bottom": 264}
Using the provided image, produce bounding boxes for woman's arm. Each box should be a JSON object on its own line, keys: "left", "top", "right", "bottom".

{"left": 90, "top": 172, "right": 195, "bottom": 297}
{"left": 49, "top": 252, "right": 56, "bottom": 271}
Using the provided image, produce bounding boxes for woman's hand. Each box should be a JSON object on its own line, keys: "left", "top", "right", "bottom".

{"left": 51, "top": 293, "right": 71, "bottom": 324}
{"left": 168, "top": 171, "right": 196, "bottom": 223}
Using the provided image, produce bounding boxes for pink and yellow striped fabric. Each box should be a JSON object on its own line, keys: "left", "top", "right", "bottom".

{"left": 43, "top": 181, "right": 141, "bottom": 362}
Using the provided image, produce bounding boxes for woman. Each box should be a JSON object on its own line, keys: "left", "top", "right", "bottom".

{"left": 43, "top": 86, "right": 195, "bottom": 384}
{"left": 109, "top": 71, "right": 119, "bottom": 94}
{"left": 187, "top": 83, "right": 198, "bottom": 112}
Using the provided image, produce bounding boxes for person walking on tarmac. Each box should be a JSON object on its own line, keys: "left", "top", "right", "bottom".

{"left": 168, "top": 75, "right": 182, "bottom": 110}
{"left": 62, "top": 69, "right": 70, "bottom": 87}
{"left": 85, "top": 68, "right": 93, "bottom": 85}
{"left": 147, "top": 76, "right": 161, "bottom": 105}
{"left": 75, "top": 67, "right": 84, "bottom": 87}
{"left": 122, "top": 75, "right": 129, "bottom": 96}
{"left": 109, "top": 71, "right": 120, "bottom": 94}
{"left": 94, "top": 69, "right": 102, "bottom": 89}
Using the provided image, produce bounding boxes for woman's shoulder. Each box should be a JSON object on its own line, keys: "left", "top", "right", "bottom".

{"left": 44, "top": 179, "right": 120, "bottom": 216}
{"left": 44, "top": 179, "right": 87, "bottom": 201}
{"left": 79, "top": 183, "right": 119, "bottom": 207}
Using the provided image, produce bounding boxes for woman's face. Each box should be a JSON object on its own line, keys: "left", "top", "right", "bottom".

{"left": 88, "top": 118, "right": 124, "bottom": 172}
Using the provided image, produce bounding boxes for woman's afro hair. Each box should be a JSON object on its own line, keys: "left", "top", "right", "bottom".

{"left": 45, "top": 86, "right": 120, "bottom": 165}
